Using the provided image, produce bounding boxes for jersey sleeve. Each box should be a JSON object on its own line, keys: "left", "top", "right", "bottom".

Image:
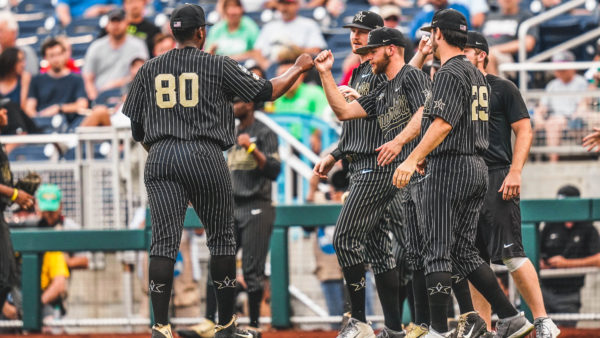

{"left": 122, "top": 66, "right": 146, "bottom": 123}
{"left": 405, "top": 68, "right": 432, "bottom": 115}
{"left": 222, "top": 57, "right": 268, "bottom": 102}
{"left": 503, "top": 80, "right": 530, "bottom": 124}
{"left": 356, "top": 82, "right": 385, "bottom": 118}
{"left": 429, "top": 72, "right": 463, "bottom": 127}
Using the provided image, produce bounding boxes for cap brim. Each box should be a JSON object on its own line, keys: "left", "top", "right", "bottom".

{"left": 420, "top": 25, "right": 433, "bottom": 32}
{"left": 355, "top": 43, "right": 385, "bottom": 55}
{"left": 342, "top": 23, "right": 375, "bottom": 31}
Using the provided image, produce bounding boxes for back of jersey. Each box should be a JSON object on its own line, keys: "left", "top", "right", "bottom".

{"left": 123, "top": 47, "right": 267, "bottom": 150}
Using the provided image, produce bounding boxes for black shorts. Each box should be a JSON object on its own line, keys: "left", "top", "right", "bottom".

{"left": 476, "top": 166, "right": 526, "bottom": 264}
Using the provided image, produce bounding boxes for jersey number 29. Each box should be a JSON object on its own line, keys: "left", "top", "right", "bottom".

{"left": 471, "top": 85, "right": 489, "bottom": 121}
{"left": 155, "top": 73, "right": 199, "bottom": 108}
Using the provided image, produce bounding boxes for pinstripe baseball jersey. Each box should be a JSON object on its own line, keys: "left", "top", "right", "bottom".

{"left": 424, "top": 55, "right": 489, "bottom": 156}
{"left": 122, "top": 47, "right": 268, "bottom": 150}
{"left": 337, "top": 61, "right": 387, "bottom": 155}
{"left": 227, "top": 120, "right": 280, "bottom": 200}
{"left": 484, "top": 74, "right": 530, "bottom": 167}
{"left": 356, "top": 65, "right": 431, "bottom": 161}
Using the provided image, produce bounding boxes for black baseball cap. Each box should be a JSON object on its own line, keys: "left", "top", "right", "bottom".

{"left": 343, "top": 10, "right": 383, "bottom": 31}
{"left": 465, "top": 30, "right": 488, "bottom": 54}
{"left": 420, "top": 9, "right": 468, "bottom": 34}
{"left": 170, "top": 3, "right": 212, "bottom": 30}
{"left": 557, "top": 185, "right": 580, "bottom": 198}
{"left": 107, "top": 8, "right": 125, "bottom": 21}
{"left": 355, "top": 27, "right": 406, "bottom": 54}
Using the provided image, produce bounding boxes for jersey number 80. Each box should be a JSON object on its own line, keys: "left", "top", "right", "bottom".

{"left": 471, "top": 85, "right": 489, "bottom": 121}
{"left": 155, "top": 73, "right": 199, "bottom": 108}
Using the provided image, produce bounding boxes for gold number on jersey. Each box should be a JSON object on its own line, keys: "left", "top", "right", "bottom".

{"left": 155, "top": 73, "right": 199, "bottom": 108}
{"left": 471, "top": 85, "right": 489, "bottom": 121}
{"left": 155, "top": 74, "right": 176, "bottom": 108}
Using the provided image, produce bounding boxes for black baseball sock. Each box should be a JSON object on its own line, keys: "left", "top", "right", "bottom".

{"left": 412, "top": 270, "right": 430, "bottom": 326}
{"left": 375, "top": 268, "right": 403, "bottom": 331}
{"left": 451, "top": 274, "right": 474, "bottom": 314}
{"left": 426, "top": 271, "right": 452, "bottom": 333}
{"left": 468, "top": 264, "right": 518, "bottom": 318}
{"left": 342, "top": 264, "right": 367, "bottom": 323}
{"left": 149, "top": 256, "right": 175, "bottom": 326}
{"left": 248, "top": 288, "right": 264, "bottom": 328}
{"left": 205, "top": 278, "right": 217, "bottom": 322}
{"left": 210, "top": 255, "right": 237, "bottom": 325}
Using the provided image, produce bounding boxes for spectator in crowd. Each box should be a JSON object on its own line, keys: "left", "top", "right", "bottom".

{"left": 409, "top": 0, "right": 470, "bottom": 42}
{"left": 25, "top": 38, "right": 88, "bottom": 131}
{"left": 152, "top": 33, "right": 175, "bottom": 57}
{"left": 451, "top": 0, "right": 488, "bottom": 27}
{"left": 0, "top": 11, "right": 39, "bottom": 76}
{"left": 481, "top": 0, "right": 538, "bottom": 75}
{"left": 36, "top": 184, "right": 89, "bottom": 270}
{"left": 0, "top": 99, "right": 40, "bottom": 139}
{"left": 56, "top": 0, "right": 119, "bottom": 27}
{"left": 273, "top": 59, "right": 327, "bottom": 141}
{"left": 379, "top": 6, "right": 414, "bottom": 61}
{"left": 533, "top": 51, "right": 588, "bottom": 161}
{"left": 540, "top": 185, "right": 600, "bottom": 326}
{"left": 40, "top": 36, "right": 81, "bottom": 74}
{"left": 583, "top": 127, "right": 600, "bottom": 152}
{"left": 253, "top": 0, "right": 326, "bottom": 67}
{"left": 83, "top": 9, "right": 148, "bottom": 101}
{"left": 98, "top": 0, "right": 161, "bottom": 55}
{"left": 368, "top": 0, "right": 412, "bottom": 8}
{"left": 0, "top": 48, "right": 30, "bottom": 110}
{"left": 205, "top": 0, "right": 259, "bottom": 61}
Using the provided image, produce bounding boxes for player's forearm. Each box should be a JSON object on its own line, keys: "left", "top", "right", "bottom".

{"left": 393, "top": 107, "right": 423, "bottom": 146}
{"left": 409, "top": 51, "right": 427, "bottom": 70}
{"left": 407, "top": 117, "right": 451, "bottom": 162}
{"left": 318, "top": 71, "right": 362, "bottom": 120}
{"left": 269, "top": 65, "right": 305, "bottom": 101}
{"left": 510, "top": 120, "right": 533, "bottom": 173}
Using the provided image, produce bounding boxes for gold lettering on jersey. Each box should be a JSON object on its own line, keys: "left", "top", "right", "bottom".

{"left": 422, "top": 89, "right": 433, "bottom": 116}
{"left": 155, "top": 74, "right": 176, "bottom": 108}
{"left": 357, "top": 82, "right": 371, "bottom": 96}
{"left": 179, "top": 73, "right": 199, "bottom": 107}
{"left": 377, "top": 95, "right": 411, "bottom": 137}
{"left": 228, "top": 147, "right": 258, "bottom": 171}
{"left": 471, "top": 85, "right": 489, "bottom": 121}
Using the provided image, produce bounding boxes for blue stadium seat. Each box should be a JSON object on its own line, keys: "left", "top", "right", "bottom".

{"left": 32, "top": 115, "right": 69, "bottom": 134}
{"left": 94, "top": 88, "right": 123, "bottom": 108}
{"left": 68, "top": 33, "right": 96, "bottom": 60}
{"left": 538, "top": 15, "right": 588, "bottom": 60}
{"left": 17, "top": 16, "right": 51, "bottom": 35}
{"left": 8, "top": 144, "right": 52, "bottom": 161}
{"left": 15, "top": 0, "right": 54, "bottom": 14}
{"left": 66, "top": 17, "right": 101, "bottom": 35}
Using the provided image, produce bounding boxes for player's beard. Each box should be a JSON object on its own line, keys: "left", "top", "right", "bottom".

{"left": 372, "top": 53, "right": 390, "bottom": 75}
{"left": 431, "top": 33, "right": 440, "bottom": 59}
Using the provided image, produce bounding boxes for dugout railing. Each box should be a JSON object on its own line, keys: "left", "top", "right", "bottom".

{"left": 7, "top": 199, "right": 600, "bottom": 331}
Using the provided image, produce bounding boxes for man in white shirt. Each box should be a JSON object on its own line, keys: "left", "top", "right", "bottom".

{"left": 253, "top": 0, "right": 326, "bottom": 66}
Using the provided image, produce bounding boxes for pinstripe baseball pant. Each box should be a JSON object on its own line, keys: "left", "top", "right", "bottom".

{"left": 387, "top": 190, "right": 412, "bottom": 286}
{"left": 145, "top": 138, "right": 237, "bottom": 260}
{"left": 403, "top": 175, "right": 426, "bottom": 272}
{"left": 234, "top": 198, "right": 275, "bottom": 293}
{"left": 421, "top": 155, "right": 487, "bottom": 277}
{"left": 333, "top": 155, "right": 398, "bottom": 275}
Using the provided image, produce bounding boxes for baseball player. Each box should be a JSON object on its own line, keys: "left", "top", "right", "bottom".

{"left": 462, "top": 31, "right": 560, "bottom": 337}
{"left": 393, "top": 9, "right": 532, "bottom": 337}
{"left": 314, "top": 27, "right": 430, "bottom": 338}
{"left": 121, "top": 4, "right": 313, "bottom": 337}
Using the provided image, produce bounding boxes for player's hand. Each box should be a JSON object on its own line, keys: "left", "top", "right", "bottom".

{"left": 393, "top": 158, "right": 417, "bottom": 188}
{"left": 498, "top": 169, "right": 521, "bottom": 200}
{"left": 14, "top": 189, "right": 34, "bottom": 210}
{"left": 583, "top": 127, "right": 600, "bottom": 152}
{"left": 416, "top": 159, "right": 427, "bottom": 175}
{"left": 338, "top": 86, "right": 360, "bottom": 101}
{"left": 314, "top": 50, "right": 334, "bottom": 73}
{"left": 375, "top": 140, "right": 403, "bottom": 166}
{"left": 547, "top": 255, "right": 569, "bottom": 268}
{"left": 237, "top": 133, "right": 251, "bottom": 149}
{"left": 313, "top": 154, "right": 336, "bottom": 179}
{"left": 295, "top": 53, "right": 315, "bottom": 73}
{"left": 418, "top": 35, "right": 433, "bottom": 56}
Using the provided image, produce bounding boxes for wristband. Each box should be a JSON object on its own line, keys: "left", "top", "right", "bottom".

{"left": 247, "top": 143, "right": 257, "bottom": 154}
{"left": 331, "top": 148, "right": 343, "bottom": 161}
{"left": 10, "top": 188, "right": 18, "bottom": 202}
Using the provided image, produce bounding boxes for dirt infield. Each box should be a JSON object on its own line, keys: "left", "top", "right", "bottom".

{"left": 0, "top": 327, "right": 599, "bottom": 337}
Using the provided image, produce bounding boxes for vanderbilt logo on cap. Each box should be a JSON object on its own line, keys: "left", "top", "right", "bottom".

{"left": 174, "top": 21, "right": 182, "bottom": 27}
{"left": 460, "top": 24, "right": 467, "bottom": 31}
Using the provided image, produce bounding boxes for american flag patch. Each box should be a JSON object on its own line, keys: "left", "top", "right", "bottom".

{"left": 174, "top": 21, "right": 181, "bottom": 27}
{"left": 460, "top": 24, "right": 466, "bottom": 31}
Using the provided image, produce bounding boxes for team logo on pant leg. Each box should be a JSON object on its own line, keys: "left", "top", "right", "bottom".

{"left": 149, "top": 280, "right": 166, "bottom": 293}
{"left": 428, "top": 282, "right": 451, "bottom": 295}
{"left": 451, "top": 274, "right": 463, "bottom": 283}
{"left": 214, "top": 276, "right": 237, "bottom": 289}
{"left": 350, "top": 277, "right": 367, "bottom": 291}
